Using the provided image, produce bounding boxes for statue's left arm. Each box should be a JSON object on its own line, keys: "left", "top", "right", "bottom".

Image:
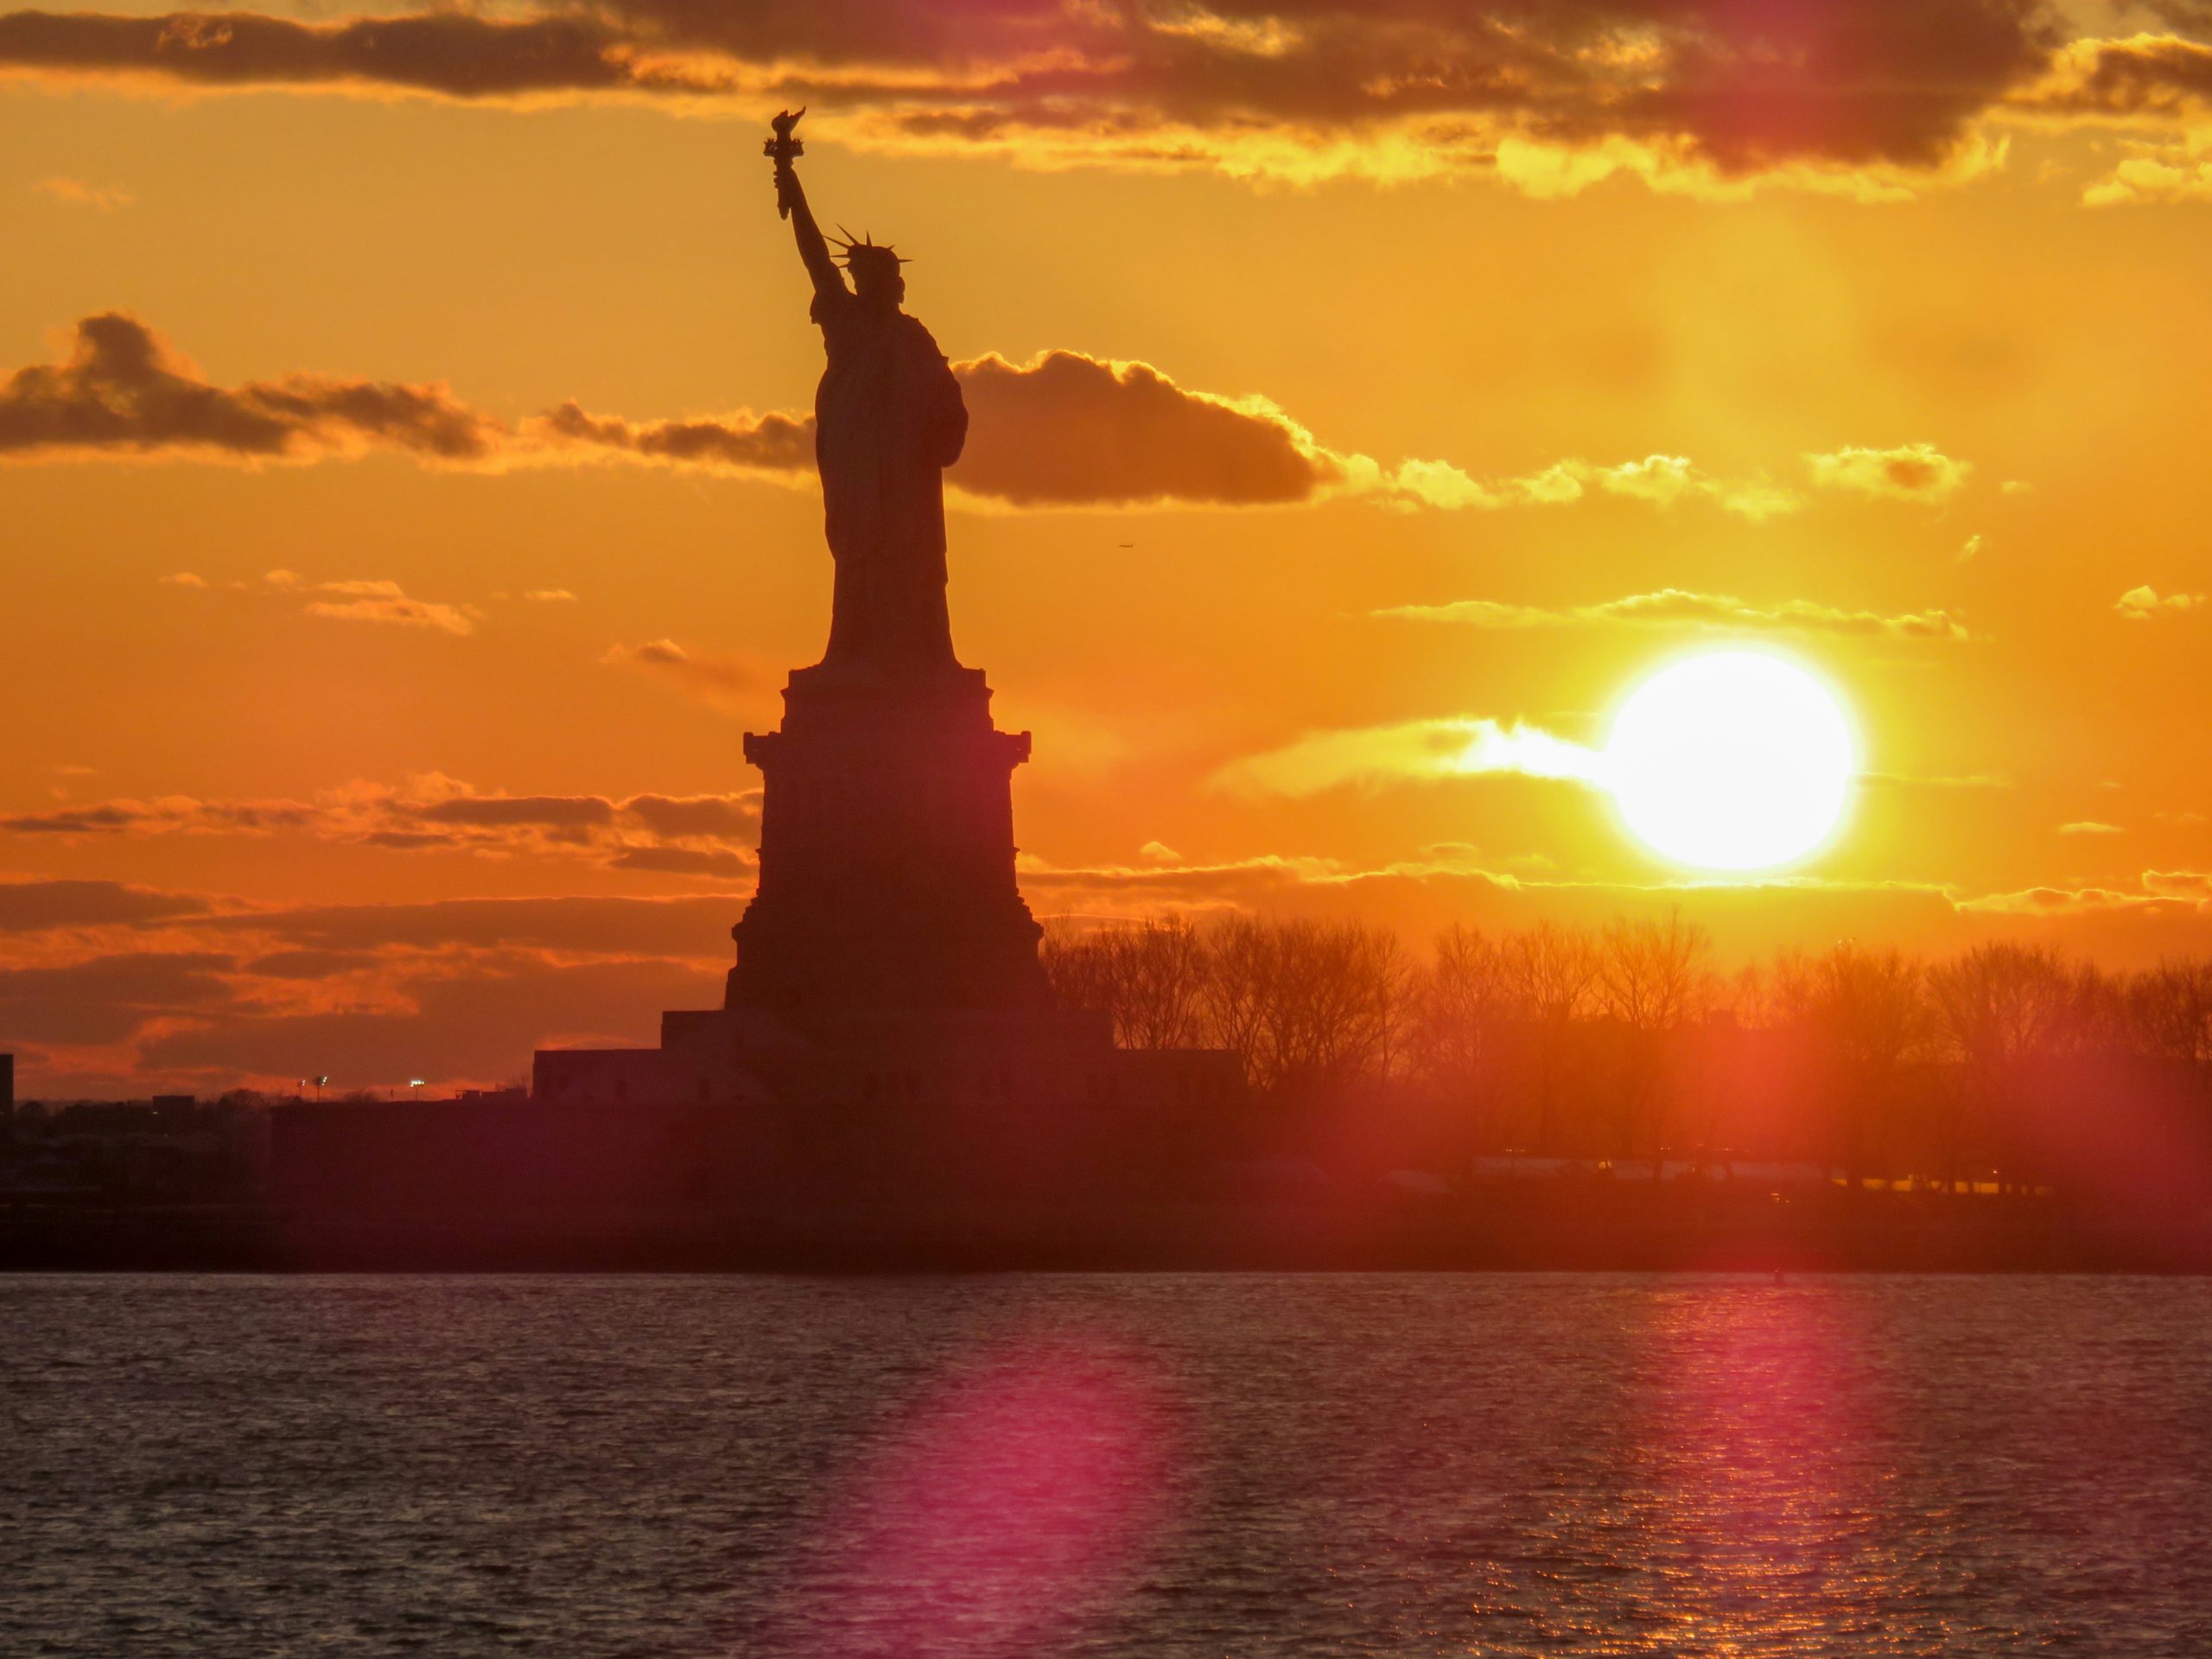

{"left": 913, "top": 324, "right": 969, "bottom": 468}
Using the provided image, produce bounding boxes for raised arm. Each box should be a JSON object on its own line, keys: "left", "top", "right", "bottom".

{"left": 768, "top": 111, "right": 846, "bottom": 306}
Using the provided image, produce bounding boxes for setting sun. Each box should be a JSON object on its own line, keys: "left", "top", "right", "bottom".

{"left": 1605, "top": 652, "right": 1857, "bottom": 874}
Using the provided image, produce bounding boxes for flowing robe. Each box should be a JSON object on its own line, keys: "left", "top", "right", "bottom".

{"left": 811, "top": 285, "right": 968, "bottom": 671}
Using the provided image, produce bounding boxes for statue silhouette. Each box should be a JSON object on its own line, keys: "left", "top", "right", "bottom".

{"left": 769, "top": 109, "right": 966, "bottom": 675}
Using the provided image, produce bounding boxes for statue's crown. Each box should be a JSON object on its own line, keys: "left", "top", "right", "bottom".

{"left": 831, "top": 226, "right": 910, "bottom": 270}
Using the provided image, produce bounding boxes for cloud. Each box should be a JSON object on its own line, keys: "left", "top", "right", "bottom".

{"left": 0, "top": 312, "right": 499, "bottom": 463}
{"left": 1804, "top": 442, "right": 1973, "bottom": 504}
{"left": 239, "top": 949, "right": 380, "bottom": 981}
{"left": 2082, "top": 130, "right": 2212, "bottom": 206}
{"left": 0, "top": 775, "right": 760, "bottom": 876}
{"left": 34, "top": 175, "right": 130, "bottom": 210}
{"left": 950, "top": 351, "right": 1332, "bottom": 507}
{"left": 0, "top": 317, "right": 1865, "bottom": 524}
{"left": 532, "top": 401, "right": 814, "bottom": 475}
{"left": 0, "top": 10, "right": 727, "bottom": 102}
{"left": 601, "top": 639, "right": 766, "bottom": 714}
{"left": 1376, "top": 588, "right": 1970, "bottom": 641}
{"left": 0, "top": 797, "right": 321, "bottom": 836}
{"left": 0, "top": 2, "right": 2114, "bottom": 196}
{"left": 541, "top": 352, "right": 1359, "bottom": 510}
{"left": 0, "top": 883, "right": 752, "bottom": 1092}
{"left": 302, "top": 577, "right": 478, "bottom": 635}
{"left": 524, "top": 588, "right": 576, "bottom": 602}
{"left": 135, "top": 951, "right": 725, "bottom": 1090}
{"left": 606, "top": 845, "right": 753, "bottom": 876}
{"left": 550, "top": 353, "right": 1802, "bottom": 518}
{"left": 416, "top": 795, "right": 619, "bottom": 830}
{"left": 0, "top": 878, "right": 207, "bottom": 932}
{"left": 211, "top": 893, "right": 741, "bottom": 958}
{"left": 2023, "top": 32, "right": 2212, "bottom": 124}
{"left": 1215, "top": 716, "right": 1608, "bottom": 798}
{"left": 163, "top": 565, "right": 483, "bottom": 635}
{"left": 620, "top": 793, "right": 762, "bottom": 838}
{"left": 0, "top": 951, "right": 236, "bottom": 1046}
{"left": 2115, "top": 585, "right": 2205, "bottom": 619}
{"left": 1953, "top": 870, "right": 2212, "bottom": 918}
{"left": 1954, "top": 886, "right": 2161, "bottom": 918}
{"left": 1358, "top": 452, "right": 1801, "bottom": 520}
{"left": 2057, "top": 821, "right": 2125, "bottom": 836}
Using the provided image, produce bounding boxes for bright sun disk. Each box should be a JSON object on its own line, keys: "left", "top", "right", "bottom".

{"left": 1603, "top": 651, "right": 1856, "bottom": 872}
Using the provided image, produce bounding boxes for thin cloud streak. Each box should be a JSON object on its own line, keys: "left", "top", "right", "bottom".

{"left": 1376, "top": 588, "right": 1972, "bottom": 642}
{"left": 1214, "top": 716, "right": 1611, "bottom": 799}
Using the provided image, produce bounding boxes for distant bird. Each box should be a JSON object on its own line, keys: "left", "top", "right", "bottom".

{"left": 1117, "top": 542, "right": 1135, "bottom": 549}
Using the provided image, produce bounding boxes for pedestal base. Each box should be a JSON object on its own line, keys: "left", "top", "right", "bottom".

{"left": 728, "top": 661, "right": 1051, "bottom": 1018}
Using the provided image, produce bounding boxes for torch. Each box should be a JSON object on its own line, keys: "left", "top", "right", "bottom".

{"left": 765, "top": 106, "right": 805, "bottom": 219}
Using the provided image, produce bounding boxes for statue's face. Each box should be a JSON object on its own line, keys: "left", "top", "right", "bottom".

{"left": 855, "top": 267, "right": 906, "bottom": 308}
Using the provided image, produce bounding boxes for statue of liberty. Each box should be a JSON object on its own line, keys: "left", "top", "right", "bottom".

{"left": 766, "top": 109, "right": 967, "bottom": 674}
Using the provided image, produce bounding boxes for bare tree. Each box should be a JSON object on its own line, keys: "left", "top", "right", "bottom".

{"left": 1772, "top": 943, "right": 1931, "bottom": 1187}
{"left": 1595, "top": 911, "right": 1713, "bottom": 1166}
{"left": 1113, "top": 916, "right": 1214, "bottom": 1049}
{"left": 1409, "top": 925, "right": 1522, "bottom": 1153}
{"left": 1199, "top": 913, "right": 1279, "bottom": 1085}
{"left": 1504, "top": 920, "right": 1600, "bottom": 1154}
{"left": 1040, "top": 924, "right": 1118, "bottom": 1023}
{"left": 1928, "top": 942, "right": 2075, "bottom": 1193}
{"left": 1201, "top": 916, "right": 1407, "bottom": 1098}
{"left": 1040, "top": 916, "right": 1214, "bottom": 1049}
{"left": 2126, "top": 959, "right": 2212, "bottom": 1066}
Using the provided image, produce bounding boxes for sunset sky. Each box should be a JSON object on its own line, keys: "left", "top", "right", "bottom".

{"left": 4, "top": 0, "right": 2211, "bottom": 1095}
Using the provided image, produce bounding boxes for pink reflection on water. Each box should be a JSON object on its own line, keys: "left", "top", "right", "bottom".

{"left": 1625, "top": 1281, "right": 1897, "bottom": 1647}
{"left": 759, "top": 1332, "right": 1175, "bottom": 1659}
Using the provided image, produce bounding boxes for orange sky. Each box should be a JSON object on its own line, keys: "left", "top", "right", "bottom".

{"left": 3, "top": 0, "right": 2210, "bottom": 1095}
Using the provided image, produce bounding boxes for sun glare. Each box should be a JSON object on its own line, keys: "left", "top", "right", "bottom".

{"left": 1604, "top": 651, "right": 1857, "bottom": 873}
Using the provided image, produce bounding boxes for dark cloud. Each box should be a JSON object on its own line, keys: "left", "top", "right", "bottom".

{"left": 607, "top": 845, "right": 753, "bottom": 877}
{"left": 2, "top": 804, "right": 149, "bottom": 834}
{"left": 3, "top": 796, "right": 323, "bottom": 837}
{"left": 417, "top": 794, "right": 620, "bottom": 830}
{"left": 0, "top": 2, "right": 2135, "bottom": 187}
{"left": 951, "top": 351, "right": 1331, "bottom": 506}
{"left": 620, "top": 792, "right": 762, "bottom": 837}
{"left": 0, "top": 878, "right": 207, "bottom": 932}
{"left": 0, "top": 312, "right": 498, "bottom": 462}
{"left": 601, "top": 639, "right": 768, "bottom": 713}
{"left": 534, "top": 401, "right": 814, "bottom": 472}
{"left": 138, "top": 952, "right": 722, "bottom": 1086}
{"left": 2026, "top": 33, "right": 2212, "bottom": 117}
{"left": 0, "top": 950, "right": 235, "bottom": 1046}
{"left": 3, "top": 779, "right": 758, "bottom": 872}
{"left": 0, "top": 9, "right": 725, "bottom": 99}
{"left": 210, "top": 894, "right": 741, "bottom": 959}
{"left": 238, "top": 948, "right": 380, "bottom": 980}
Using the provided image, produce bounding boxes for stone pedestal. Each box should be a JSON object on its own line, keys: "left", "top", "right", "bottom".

{"left": 727, "top": 661, "right": 1052, "bottom": 1017}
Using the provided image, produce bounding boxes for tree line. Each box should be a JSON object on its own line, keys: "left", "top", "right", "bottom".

{"left": 1042, "top": 914, "right": 2212, "bottom": 1199}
